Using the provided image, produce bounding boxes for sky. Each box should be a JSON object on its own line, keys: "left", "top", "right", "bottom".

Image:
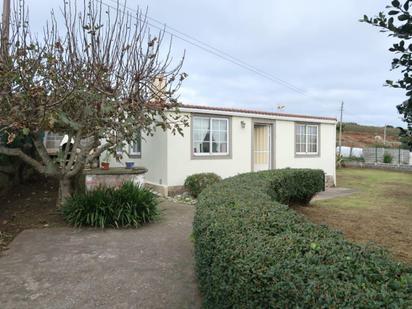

{"left": 9, "top": 0, "right": 408, "bottom": 127}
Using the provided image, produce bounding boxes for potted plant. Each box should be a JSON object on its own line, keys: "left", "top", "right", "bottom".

{"left": 125, "top": 161, "right": 135, "bottom": 169}
{"left": 101, "top": 152, "right": 110, "bottom": 170}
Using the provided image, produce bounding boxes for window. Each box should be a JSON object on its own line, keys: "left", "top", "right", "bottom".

{"left": 296, "top": 124, "right": 319, "bottom": 155}
{"left": 193, "top": 116, "right": 229, "bottom": 156}
{"left": 129, "top": 133, "right": 141, "bottom": 156}
{"left": 44, "top": 132, "right": 64, "bottom": 153}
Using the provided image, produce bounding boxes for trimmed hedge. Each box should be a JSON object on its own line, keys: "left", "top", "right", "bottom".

{"left": 268, "top": 168, "right": 324, "bottom": 204}
{"left": 184, "top": 172, "right": 222, "bottom": 198}
{"left": 193, "top": 169, "right": 412, "bottom": 308}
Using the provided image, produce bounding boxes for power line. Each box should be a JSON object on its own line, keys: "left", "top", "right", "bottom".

{"left": 99, "top": 0, "right": 308, "bottom": 96}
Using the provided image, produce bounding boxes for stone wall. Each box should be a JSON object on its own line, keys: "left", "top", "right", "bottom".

{"left": 344, "top": 161, "right": 412, "bottom": 172}
{"left": 325, "top": 175, "right": 335, "bottom": 188}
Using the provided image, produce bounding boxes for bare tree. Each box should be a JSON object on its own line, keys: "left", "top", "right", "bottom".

{"left": 0, "top": 0, "right": 188, "bottom": 205}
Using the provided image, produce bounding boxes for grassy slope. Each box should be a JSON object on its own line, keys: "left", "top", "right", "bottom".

{"left": 339, "top": 123, "right": 401, "bottom": 148}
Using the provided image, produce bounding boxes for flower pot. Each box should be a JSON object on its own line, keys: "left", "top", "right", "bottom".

{"left": 101, "top": 162, "right": 110, "bottom": 170}
{"left": 125, "top": 162, "right": 135, "bottom": 169}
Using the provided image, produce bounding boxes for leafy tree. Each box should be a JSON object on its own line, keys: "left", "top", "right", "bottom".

{"left": 398, "top": 126, "right": 412, "bottom": 149}
{"left": 0, "top": 0, "right": 188, "bottom": 205}
{"left": 362, "top": 0, "right": 412, "bottom": 146}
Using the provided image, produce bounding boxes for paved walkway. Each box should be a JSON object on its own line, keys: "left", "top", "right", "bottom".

{"left": 312, "top": 187, "right": 358, "bottom": 202}
{"left": 0, "top": 202, "right": 201, "bottom": 309}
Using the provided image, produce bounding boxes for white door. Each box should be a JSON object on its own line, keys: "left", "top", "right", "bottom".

{"left": 253, "top": 124, "right": 271, "bottom": 171}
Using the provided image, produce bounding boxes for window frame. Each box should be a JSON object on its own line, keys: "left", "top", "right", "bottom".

{"left": 128, "top": 133, "right": 142, "bottom": 158}
{"left": 295, "top": 123, "right": 320, "bottom": 156}
{"left": 191, "top": 115, "right": 231, "bottom": 159}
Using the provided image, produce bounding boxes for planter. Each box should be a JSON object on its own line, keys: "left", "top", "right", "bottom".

{"left": 125, "top": 162, "right": 135, "bottom": 169}
{"left": 101, "top": 162, "right": 110, "bottom": 170}
{"left": 82, "top": 167, "right": 148, "bottom": 191}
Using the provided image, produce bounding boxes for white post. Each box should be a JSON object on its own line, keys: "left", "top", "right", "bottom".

{"left": 338, "top": 101, "right": 344, "bottom": 155}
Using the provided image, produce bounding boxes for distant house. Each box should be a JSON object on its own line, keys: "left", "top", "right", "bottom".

{"left": 106, "top": 104, "right": 337, "bottom": 196}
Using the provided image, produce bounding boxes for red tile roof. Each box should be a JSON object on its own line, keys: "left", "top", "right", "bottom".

{"left": 180, "top": 104, "right": 337, "bottom": 122}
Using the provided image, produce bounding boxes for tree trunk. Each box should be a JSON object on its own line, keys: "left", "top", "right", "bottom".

{"left": 58, "top": 177, "right": 73, "bottom": 207}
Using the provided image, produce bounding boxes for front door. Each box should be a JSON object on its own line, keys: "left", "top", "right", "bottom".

{"left": 253, "top": 124, "right": 271, "bottom": 171}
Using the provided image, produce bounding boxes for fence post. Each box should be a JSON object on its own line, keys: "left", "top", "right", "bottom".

{"left": 375, "top": 147, "right": 378, "bottom": 164}
{"left": 399, "top": 147, "right": 401, "bottom": 165}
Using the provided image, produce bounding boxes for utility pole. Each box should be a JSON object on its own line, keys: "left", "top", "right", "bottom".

{"left": 338, "top": 101, "right": 344, "bottom": 156}
{"left": 1, "top": 0, "right": 11, "bottom": 60}
{"left": 383, "top": 124, "right": 387, "bottom": 147}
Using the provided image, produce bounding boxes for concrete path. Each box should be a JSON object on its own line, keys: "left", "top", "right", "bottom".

{"left": 0, "top": 202, "right": 201, "bottom": 309}
{"left": 312, "top": 187, "right": 358, "bottom": 202}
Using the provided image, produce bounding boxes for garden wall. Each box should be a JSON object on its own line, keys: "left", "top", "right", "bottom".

{"left": 345, "top": 161, "right": 412, "bottom": 172}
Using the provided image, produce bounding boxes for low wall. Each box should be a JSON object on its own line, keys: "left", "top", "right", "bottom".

{"left": 79, "top": 167, "right": 147, "bottom": 191}
{"left": 344, "top": 161, "right": 412, "bottom": 172}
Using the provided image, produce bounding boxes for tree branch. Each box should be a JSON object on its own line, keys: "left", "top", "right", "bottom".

{"left": 0, "top": 146, "right": 45, "bottom": 174}
{"left": 32, "top": 134, "right": 58, "bottom": 175}
{"left": 0, "top": 165, "right": 15, "bottom": 174}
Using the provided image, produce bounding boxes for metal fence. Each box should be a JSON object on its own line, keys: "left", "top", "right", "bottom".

{"left": 363, "top": 147, "right": 410, "bottom": 165}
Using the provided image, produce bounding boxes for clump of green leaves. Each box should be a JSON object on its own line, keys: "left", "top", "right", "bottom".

{"left": 267, "top": 168, "right": 324, "bottom": 204}
{"left": 384, "top": 152, "right": 394, "bottom": 163}
{"left": 362, "top": 0, "right": 412, "bottom": 149}
{"left": 193, "top": 169, "right": 412, "bottom": 308}
{"left": 184, "top": 173, "right": 222, "bottom": 198}
{"left": 61, "top": 182, "right": 158, "bottom": 228}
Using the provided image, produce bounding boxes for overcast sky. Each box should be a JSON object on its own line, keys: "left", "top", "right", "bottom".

{"left": 13, "top": 0, "right": 408, "bottom": 126}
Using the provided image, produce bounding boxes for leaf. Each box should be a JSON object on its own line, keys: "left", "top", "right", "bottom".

{"left": 392, "top": 0, "right": 401, "bottom": 8}
{"left": 22, "top": 128, "right": 30, "bottom": 136}
{"left": 388, "top": 10, "right": 400, "bottom": 15}
{"left": 398, "top": 14, "right": 410, "bottom": 21}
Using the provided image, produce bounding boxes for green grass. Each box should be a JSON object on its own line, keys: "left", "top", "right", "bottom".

{"left": 315, "top": 168, "right": 412, "bottom": 209}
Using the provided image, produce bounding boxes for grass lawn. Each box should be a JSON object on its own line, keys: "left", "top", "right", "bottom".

{"left": 296, "top": 168, "right": 412, "bottom": 264}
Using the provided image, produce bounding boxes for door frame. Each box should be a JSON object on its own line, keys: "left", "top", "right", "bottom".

{"left": 251, "top": 119, "right": 276, "bottom": 172}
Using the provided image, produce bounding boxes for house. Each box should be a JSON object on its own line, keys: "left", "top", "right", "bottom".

{"left": 106, "top": 104, "right": 337, "bottom": 196}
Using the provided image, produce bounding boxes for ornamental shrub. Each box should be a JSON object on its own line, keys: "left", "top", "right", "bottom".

{"left": 184, "top": 173, "right": 222, "bottom": 197}
{"left": 267, "top": 168, "right": 324, "bottom": 204}
{"left": 61, "top": 182, "right": 158, "bottom": 228}
{"left": 383, "top": 152, "right": 393, "bottom": 164}
{"left": 193, "top": 169, "right": 412, "bottom": 308}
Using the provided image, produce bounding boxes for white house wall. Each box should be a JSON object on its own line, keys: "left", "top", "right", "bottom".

{"left": 275, "top": 120, "right": 336, "bottom": 183}
{"left": 166, "top": 114, "right": 253, "bottom": 187}
{"left": 105, "top": 111, "right": 337, "bottom": 190}
{"left": 106, "top": 129, "right": 168, "bottom": 186}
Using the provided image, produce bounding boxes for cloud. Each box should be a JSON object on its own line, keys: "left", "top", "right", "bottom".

{"left": 21, "top": 0, "right": 408, "bottom": 126}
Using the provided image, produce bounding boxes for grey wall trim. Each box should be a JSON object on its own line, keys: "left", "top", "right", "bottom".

{"left": 127, "top": 153, "right": 142, "bottom": 159}
{"left": 294, "top": 122, "right": 321, "bottom": 158}
{"left": 251, "top": 119, "right": 276, "bottom": 171}
{"left": 190, "top": 113, "right": 233, "bottom": 160}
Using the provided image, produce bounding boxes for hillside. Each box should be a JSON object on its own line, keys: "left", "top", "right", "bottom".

{"left": 338, "top": 123, "right": 401, "bottom": 148}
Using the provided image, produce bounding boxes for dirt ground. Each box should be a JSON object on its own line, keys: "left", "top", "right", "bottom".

{"left": 296, "top": 168, "right": 412, "bottom": 264}
{"left": 0, "top": 178, "right": 65, "bottom": 252}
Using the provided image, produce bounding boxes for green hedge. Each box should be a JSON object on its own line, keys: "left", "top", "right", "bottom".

{"left": 268, "top": 168, "right": 324, "bottom": 204}
{"left": 184, "top": 172, "right": 222, "bottom": 198}
{"left": 193, "top": 169, "right": 412, "bottom": 308}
